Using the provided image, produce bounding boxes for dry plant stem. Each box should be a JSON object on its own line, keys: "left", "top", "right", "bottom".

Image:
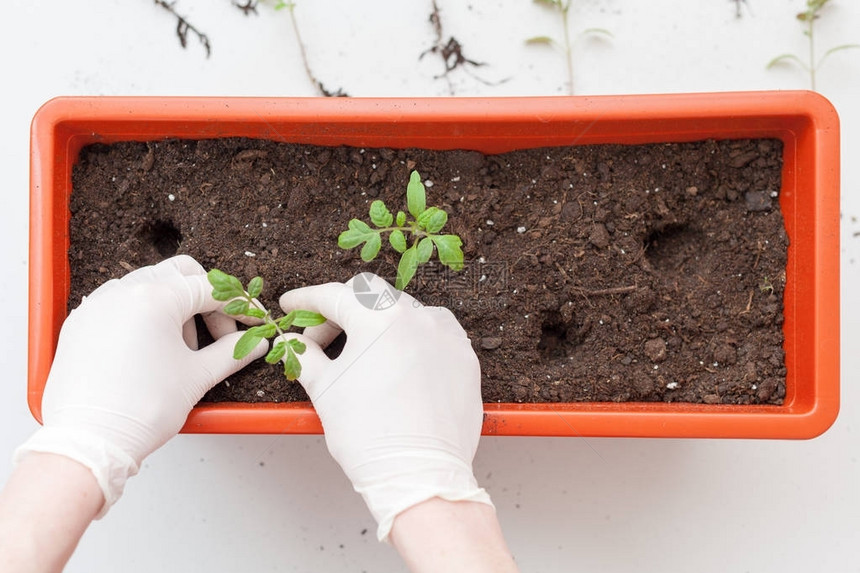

{"left": 422, "top": 0, "right": 503, "bottom": 95}
{"left": 154, "top": 0, "right": 211, "bottom": 58}
{"left": 571, "top": 285, "right": 637, "bottom": 296}
{"left": 285, "top": 3, "right": 347, "bottom": 97}
{"left": 427, "top": 0, "right": 454, "bottom": 95}
{"left": 232, "top": 0, "right": 257, "bottom": 15}
{"left": 732, "top": 0, "right": 750, "bottom": 19}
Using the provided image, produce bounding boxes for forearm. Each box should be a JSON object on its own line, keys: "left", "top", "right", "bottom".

{"left": 390, "top": 498, "right": 518, "bottom": 573}
{"left": 0, "top": 453, "right": 103, "bottom": 573}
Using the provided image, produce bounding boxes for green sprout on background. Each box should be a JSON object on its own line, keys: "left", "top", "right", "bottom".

{"left": 207, "top": 269, "right": 326, "bottom": 380}
{"left": 338, "top": 170, "right": 464, "bottom": 290}
{"left": 526, "top": 0, "right": 612, "bottom": 95}
{"left": 767, "top": 0, "right": 860, "bottom": 90}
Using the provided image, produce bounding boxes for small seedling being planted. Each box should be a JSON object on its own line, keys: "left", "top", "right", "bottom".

{"left": 338, "top": 170, "right": 464, "bottom": 290}
{"left": 207, "top": 269, "right": 326, "bottom": 380}
{"left": 767, "top": 0, "right": 860, "bottom": 90}
{"left": 526, "top": 0, "right": 612, "bottom": 95}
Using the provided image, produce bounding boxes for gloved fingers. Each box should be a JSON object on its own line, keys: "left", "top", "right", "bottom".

{"left": 191, "top": 331, "right": 269, "bottom": 399}
{"left": 164, "top": 254, "right": 206, "bottom": 276}
{"left": 81, "top": 277, "right": 122, "bottom": 304}
{"left": 201, "top": 310, "right": 238, "bottom": 340}
{"left": 276, "top": 333, "right": 330, "bottom": 397}
{"left": 237, "top": 299, "right": 268, "bottom": 326}
{"left": 168, "top": 274, "right": 224, "bottom": 318}
{"left": 182, "top": 318, "right": 199, "bottom": 350}
{"left": 80, "top": 256, "right": 205, "bottom": 306}
{"left": 121, "top": 255, "right": 205, "bottom": 286}
{"left": 134, "top": 254, "right": 204, "bottom": 281}
{"left": 349, "top": 272, "right": 422, "bottom": 310}
{"left": 279, "top": 282, "right": 360, "bottom": 331}
{"left": 180, "top": 312, "right": 243, "bottom": 349}
{"left": 422, "top": 306, "right": 469, "bottom": 339}
{"left": 301, "top": 320, "right": 343, "bottom": 348}
{"left": 160, "top": 274, "right": 268, "bottom": 328}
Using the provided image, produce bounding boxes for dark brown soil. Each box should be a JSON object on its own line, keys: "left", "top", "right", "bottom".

{"left": 69, "top": 137, "right": 787, "bottom": 405}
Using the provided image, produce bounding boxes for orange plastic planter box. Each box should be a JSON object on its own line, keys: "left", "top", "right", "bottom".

{"left": 29, "top": 92, "right": 840, "bottom": 438}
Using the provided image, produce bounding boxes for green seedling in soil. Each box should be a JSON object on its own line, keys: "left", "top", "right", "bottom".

{"left": 759, "top": 276, "right": 775, "bottom": 295}
{"left": 338, "top": 170, "right": 464, "bottom": 291}
{"left": 767, "top": 0, "right": 860, "bottom": 90}
{"left": 207, "top": 269, "right": 326, "bottom": 381}
{"left": 526, "top": 0, "right": 612, "bottom": 95}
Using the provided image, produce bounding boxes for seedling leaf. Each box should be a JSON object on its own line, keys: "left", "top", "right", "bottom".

{"left": 291, "top": 310, "right": 326, "bottom": 327}
{"left": 526, "top": 36, "right": 555, "bottom": 46}
{"left": 208, "top": 268, "right": 243, "bottom": 291}
{"left": 247, "top": 276, "right": 263, "bottom": 299}
{"left": 818, "top": 43, "right": 860, "bottom": 67}
{"left": 283, "top": 346, "right": 302, "bottom": 380}
{"left": 208, "top": 269, "right": 245, "bottom": 300}
{"left": 265, "top": 340, "right": 286, "bottom": 364}
{"left": 432, "top": 235, "right": 464, "bottom": 271}
{"left": 253, "top": 323, "right": 277, "bottom": 338}
{"left": 234, "top": 329, "right": 264, "bottom": 360}
{"left": 396, "top": 211, "right": 406, "bottom": 227}
{"left": 369, "top": 200, "right": 394, "bottom": 228}
{"left": 339, "top": 219, "right": 379, "bottom": 249}
{"left": 424, "top": 208, "right": 448, "bottom": 233}
{"left": 279, "top": 311, "right": 296, "bottom": 330}
{"left": 416, "top": 206, "right": 437, "bottom": 230}
{"left": 582, "top": 27, "right": 613, "bottom": 39}
{"left": 224, "top": 299, "right": 250, "bottom": 316}
{"left": 389, "top": 229, "right": 407, "bottom": 253}
{"left": 407, "top": 171, "right": 426, "bottom": 218}
{"left": 417, "top": 237, "right": 434, "bottom": 264}
{"left": 360, "top": 232, "right": 382, "bottom": 261}
{"left": 416, "top": 207, "right": 447, "bottom": 233}
{"left": 338, "top": 229, "right": 366, "bottom": 249}
{"left": 767, "top": 53, "right": 808, "bottom": 70}
{"left": 246, "top": 308, "right": 267, "bottom": 319}
{"left": 287, "top": 338, "right": 307, "bottom": 354}
{"left": 396, "top": 246, "right": 420, "bottom": 291}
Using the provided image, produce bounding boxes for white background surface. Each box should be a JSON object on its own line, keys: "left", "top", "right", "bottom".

{"left": 1, "top": 1, "right": 858, "bottom": 571}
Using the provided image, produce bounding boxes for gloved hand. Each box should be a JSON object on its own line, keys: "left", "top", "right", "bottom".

{"left": 15, "top": 255, "right": 266, "bottom": 516}
{"left": 279, "top": 273, "right": 492, "bottom": 541}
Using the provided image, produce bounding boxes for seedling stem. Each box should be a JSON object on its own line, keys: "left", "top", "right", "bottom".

{"left": 208, "top": 269, "right": 326, "bottom": 381}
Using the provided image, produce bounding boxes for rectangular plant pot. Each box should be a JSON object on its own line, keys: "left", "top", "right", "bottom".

{"left": 29, "top": 92, "right": 840, "bottom": 438}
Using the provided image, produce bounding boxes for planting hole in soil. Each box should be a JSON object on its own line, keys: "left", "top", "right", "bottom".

{"left": 137, "top": 219, "right": 183, "bottom": 258}
{"left": 69, "top": 137, "right": 787, "bottom": 406}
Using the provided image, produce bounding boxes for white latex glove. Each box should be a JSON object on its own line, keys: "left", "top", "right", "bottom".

{"left": 279, "top": 273, "right": 492, "bottom": 541}
{"left": 15, "top": 255, "right": 266, "bottom": 516}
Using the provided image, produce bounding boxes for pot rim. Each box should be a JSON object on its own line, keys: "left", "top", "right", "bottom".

{"left": 29, "top": 92, "right": 840, "bottom": 438}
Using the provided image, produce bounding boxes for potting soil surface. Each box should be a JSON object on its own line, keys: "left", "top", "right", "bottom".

{"left": 70, "top": 138, "right": 787, "bottom": 405}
